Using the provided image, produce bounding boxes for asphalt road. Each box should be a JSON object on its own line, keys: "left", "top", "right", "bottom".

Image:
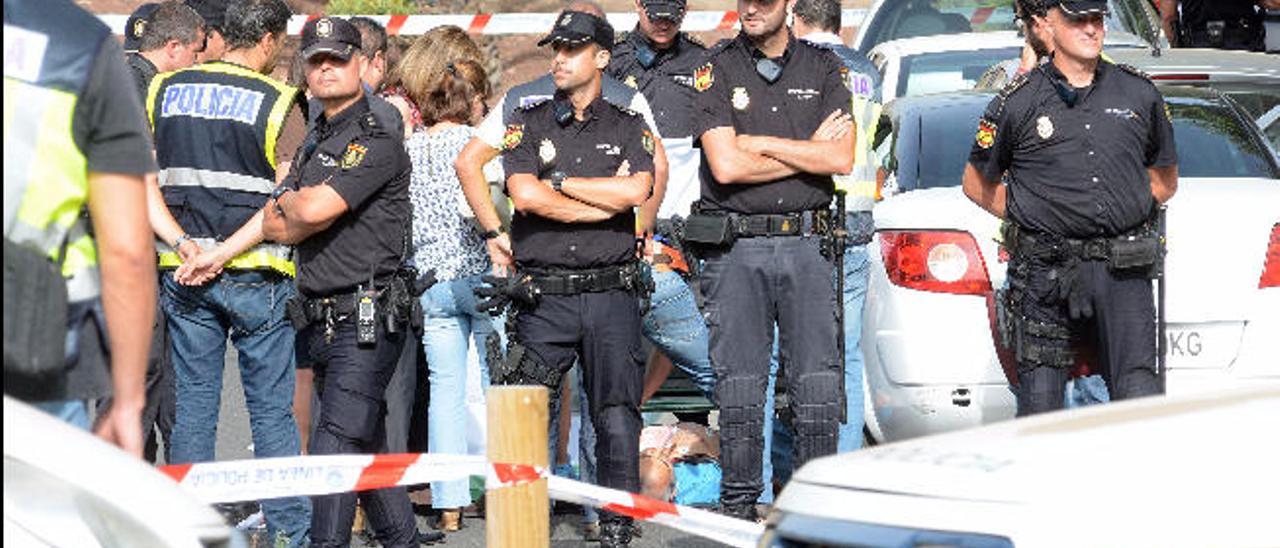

{"left": 211, "top": 348, "right": 732, "bottom": 547}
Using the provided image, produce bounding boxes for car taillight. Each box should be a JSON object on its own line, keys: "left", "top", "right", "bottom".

{"left": 1151, "top": 73, "right": 1210, "bottom": 81}
{"left": 880, "top": 230, "right": 992, "bottom": 295}
{"left": 1260, "top": 224, "right": 1280, "bottom": 289}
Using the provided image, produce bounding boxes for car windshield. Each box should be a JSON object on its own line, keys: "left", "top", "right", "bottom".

{"left": 892, "top": 94, "right": 1277, "bottom": 192}
{"left": 899, "top": 48, "right": 1023, "bottom": 99}
{"left": 862, "top": 0, "right": 1161, "bottom": 50}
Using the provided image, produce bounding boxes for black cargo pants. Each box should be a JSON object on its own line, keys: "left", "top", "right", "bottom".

{"left": 514, "top": 289, "right": 645, "bottom": 527}
{"left": 699, "top": 236, "right": 841, "bottom": 509}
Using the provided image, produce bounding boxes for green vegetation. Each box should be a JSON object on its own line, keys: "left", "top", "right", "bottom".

{"left": 324, "top": 0, "right": 423, "bottom": 15}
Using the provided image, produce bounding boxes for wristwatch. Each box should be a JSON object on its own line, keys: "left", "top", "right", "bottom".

{"left": 480, "top": 227, "right": 505, "bottom": 240}
{"left": 173, "top": 233, "right": 192, "bottom": 249}
{"left": 550, "top": 171, "right": 567, "bottom": 193}
{"left": 271, "top": 184, "right": 292, "bottom": 201}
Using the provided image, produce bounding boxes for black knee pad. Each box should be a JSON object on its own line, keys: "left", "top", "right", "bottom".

{"left": 716, "top": 375, "right": 764, "bottom": 440}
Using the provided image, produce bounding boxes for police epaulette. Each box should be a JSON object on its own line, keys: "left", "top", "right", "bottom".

{"left": 516, "top": 96, "right": 552, "bottom": 111}
{"left": 359, "top": 112, "right": 382, "bottom": 131}
{"left": 999, "top": 71, "right": 1031, "bottom": 100}
{"left": 680, "top": 32, "right": 705, "bottom": 48}
{"left": 1114, "top": 62, "right": 1152, "bottom": 80}
{"left": 707, "top": 37, "right": 734, "bottom": 55}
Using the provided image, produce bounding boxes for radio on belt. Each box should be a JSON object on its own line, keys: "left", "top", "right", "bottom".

{"left": 357, "top": 285, "right": 377, "bottom": 345}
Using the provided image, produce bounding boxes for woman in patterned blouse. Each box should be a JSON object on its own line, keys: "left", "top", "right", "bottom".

{"left": 405, "top": 54, "right": 498, "bottom": 533}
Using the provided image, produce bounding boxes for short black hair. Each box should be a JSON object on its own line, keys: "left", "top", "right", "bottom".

{"left": 349, "top": 16, "right": 388, "bottom": 58}
{"left": 793, "top": 0, "right": 841, "bottom": 34}
{"left": 221, "top": 0, "right": 291, "bottom": 51}
{"left": 139, "top": 1, "right": 206, "bottom": 52}
{"left": 1017, "top": 0, "right": 1049, "bottom": 18}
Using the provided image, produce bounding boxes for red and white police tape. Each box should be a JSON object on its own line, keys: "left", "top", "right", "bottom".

{"left": 161, "top": 453, "right": 764, "bottom": 548}
{"left": 98, "top": 9, "right": 869, "bottom": 36}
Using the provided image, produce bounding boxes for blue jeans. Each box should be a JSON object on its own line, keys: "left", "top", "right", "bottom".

{"left": 761, "top": 241, "right": 870, "bottom": 503}
{"left": 642, "top": 270, "right": 716, "bottom": 398}
{"left": 420, "top": 275, "right": 499, "bottom": 509}
{"left": 1066, "top": 375, "right": 1111, "bottom": 408}
{"left": 34, "top": 400, "right": 90, "bottom": 429}
{"left": 162, "top": 271, "right": 310, "bottom": 546}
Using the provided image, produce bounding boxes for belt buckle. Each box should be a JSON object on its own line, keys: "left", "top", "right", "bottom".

{"left": 564, "top": 273, "right": 585, "bottom": 293}
{"left": 1086, "top": 240, "right": 1108, "bottom": 259}
{"left": 778, "top": 217, "right": 792, "bottom": 234}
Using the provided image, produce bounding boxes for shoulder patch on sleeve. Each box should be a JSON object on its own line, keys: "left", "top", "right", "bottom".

{"left": 502, "top": 124, "right": 525, "bottom": 150}
{"left": 642, "top": 128, "right": 655, "bottom": 156}
{"left": 975, "top": 118, "right": 998, "bottom": 149}
{"left": 340, "top": 142, "right": 368, "bottom": 169}
{"left": 693, "top": 62, "right": 714, "bottom": 92}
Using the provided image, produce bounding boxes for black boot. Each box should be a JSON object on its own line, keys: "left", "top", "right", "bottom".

{"left": 719, "top": 503, "right": 759, "bottom": 522}
{"left": 599, "top": 517, "right": 635, "bottom": 547}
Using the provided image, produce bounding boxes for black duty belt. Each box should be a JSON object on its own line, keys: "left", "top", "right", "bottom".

{"left": 1010, "top": 225, "right": 1157, "bottom": 263}
{"left": 526, "top": 262, "right": 642, "bottom": 295}
{"left": 732, "top": 209, "right": 831, "bottom": 238}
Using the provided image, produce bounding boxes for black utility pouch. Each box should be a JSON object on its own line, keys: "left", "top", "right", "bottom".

{"left": 3, "top": 238, "right": 69, "bottom": 379}
{"left": 286, "top": 297, "right": 310, "bottom": 330}
{"left": 682, "top": 212, "right": 736, "bottom": 247}
{"left": 1109, "top": 235, "right": 1160, "bottom": 272}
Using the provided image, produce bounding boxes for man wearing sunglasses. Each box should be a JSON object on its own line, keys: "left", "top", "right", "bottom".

{"left": 964, "top": 0, "right": 1178, "bottom": 416}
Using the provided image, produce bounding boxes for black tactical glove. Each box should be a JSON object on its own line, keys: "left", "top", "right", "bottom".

{"left": 474, "top": 273, "right": 539, "bottom": 316}
{"left": 414, "top": 268, "right": 437, "bottom": 296}
{"left": 1050, "top": 260, "right": 1094, "bottom": 321}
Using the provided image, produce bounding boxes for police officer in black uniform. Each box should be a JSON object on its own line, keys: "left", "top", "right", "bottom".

{"left": 608, "top": 0, "right": 706, "bottom": 147}
{"left": 963, "top": 0, "right": 1178, "bottom": 416}
{"left": 686, "top": 0, "right": 854, "bottom": 522}
{"left": 1160, "top": 0, "right": 1273, "bottom": 51}
{"left": 476, "top": 11, "right": 655, "bottom": 548}
{"left": 263, "top": 17, "right": 422, "bottom": 548}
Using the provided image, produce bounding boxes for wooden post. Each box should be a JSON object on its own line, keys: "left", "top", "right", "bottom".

{"left": 486, "top": 386, "right": 550, "bottom": 548}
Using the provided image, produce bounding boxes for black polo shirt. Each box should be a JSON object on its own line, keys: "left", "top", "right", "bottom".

{"left": 690, "top": 32, "right": 852, "bottom": 215}
{"left": 285, "top": 94, "right": 412, "bottom": 297}
{"left": 969, "top": 59, "right": 1177, "bottom": 239}
{"left": 503, "top": 94, "right": 655, "bottom": 270}
{"left": 607, "top": 30, "right": 707, "bottom": 139}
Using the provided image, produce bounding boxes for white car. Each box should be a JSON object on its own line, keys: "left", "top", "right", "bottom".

{"left": 3, "top": 396, "right": 243, "bottom": 547}
{"left": 860, "top": 87, "right": 1280, "bottom": 445}
{"left": 869, "top": 31, "right": 1027, "bottom": 103}
{"left": 761, "top": 385, "right": 1280, "bottom": 547}
{"left": 851, "top": 0, "right": 1167, "bottom": 53}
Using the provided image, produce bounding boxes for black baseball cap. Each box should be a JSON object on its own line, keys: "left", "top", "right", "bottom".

{"left": 300, "top": 17, "right": 362, "bottom": 61}
{"left": 537, "top": 10, "right": 615, "bottom": 50}
{"left": 1053, "top": 0, "right": 1109, "bottom": 16}
{"left": 186, "top": 0, "right": 229, "bottom": 31}
{"left": 123, "top": 3, "right": 161, "bottom": 52}
{"left": 641, "top": 0, "right": 686, "bottom": 21}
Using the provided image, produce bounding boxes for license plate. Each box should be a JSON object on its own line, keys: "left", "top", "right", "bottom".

{"left": 1163, "top": 322, "right": 1244, "bottom": 369}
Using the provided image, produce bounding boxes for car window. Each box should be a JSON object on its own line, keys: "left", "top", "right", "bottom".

{"left": 891, "top": 95, "right": 1277, "bottom": 193}
{"left": 861, "top": 0, "right": 1160, "bottom": 51}
{"left": 898, "top": 48, "right": 1023, "bottom": 99}
{"left": 1169, "top": 101, "right": 1276, "bottom": 178}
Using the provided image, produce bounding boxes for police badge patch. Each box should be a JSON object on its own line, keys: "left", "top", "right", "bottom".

{"left": 624, "top": 75, "right": 639, "bottom": 89}
{"left": 502, "top": 124, "right": 524, "bottom": 150}
{"left": 316, "top": 18, "right": 333, "bottom": 38}
{"left": 693, "top": 63, "right": 714, "bottom": 92}
{"left": 539, "top": 139, "right": 557, "bottom": 165}
{"left": 341, "top": 142, "right": 367, "bottom": 169}
{"left": 976, "top": 119, "right": 997, "bottom": 149}
{"left": 731, "top": 87, "right": 750, "bottom": 110}
{"left": 1036, "top": 115, "right": 1054, "bottom": 139}
{"left": 132, "top": 18, "right": 148, "bottom": 41}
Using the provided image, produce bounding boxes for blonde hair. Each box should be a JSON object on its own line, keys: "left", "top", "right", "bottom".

{"left": 397, "top": 26, "right": 486, "bottom": 114}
